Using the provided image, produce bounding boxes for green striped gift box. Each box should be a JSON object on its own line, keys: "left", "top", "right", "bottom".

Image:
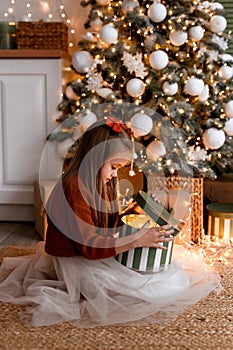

{"left": 115, "top": 214, "right": 174, "bottom": 273}
{"left": 206, "top": 203, "right": 233, "bottom": 242}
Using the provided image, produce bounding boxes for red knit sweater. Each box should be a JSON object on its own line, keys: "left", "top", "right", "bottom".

{"left": 45, "top": 174, "right": 117, "bottom": 259}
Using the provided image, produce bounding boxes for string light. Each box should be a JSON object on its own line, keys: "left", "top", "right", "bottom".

{"left": 3, "top": 0, "right": 16, "bottom": 21}
{"left": 2, "top": 1, "right": 76, "bottom": 49}
{"left": 8, "top": 7, "right": 14, "bottom": 15}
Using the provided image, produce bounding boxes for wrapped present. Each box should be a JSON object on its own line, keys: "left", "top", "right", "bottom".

{"left": 115, "top": 191, "right": 181, "bottom": 273}
{"left": 148, "top": 176, "right": 203, "bottom": 243}
{"left": 206, "top": 203, "right": 233, "bottom": 243}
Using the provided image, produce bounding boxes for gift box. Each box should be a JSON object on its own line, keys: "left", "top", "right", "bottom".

{"left": 115, "top": 191, "right": 181, "bottom": 273}
{"left": 206, "top": 203, "right": 233, "bottom": 243}
{"left": 147, "top": 176, "right": 203, "bottom": 243}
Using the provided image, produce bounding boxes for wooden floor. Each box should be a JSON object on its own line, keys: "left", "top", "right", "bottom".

{"left": 0, "top": 221, "right": 42, "bottom": 249}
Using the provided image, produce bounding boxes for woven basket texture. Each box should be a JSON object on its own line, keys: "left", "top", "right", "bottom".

{"left": 148, "top": 176, "right": 203, "bottom": 243}
{"left": 17, "top": 21, "right": 68, "bottom": 51}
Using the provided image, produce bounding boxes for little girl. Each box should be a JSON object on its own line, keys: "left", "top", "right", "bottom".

{"left": 0, "top": 117, "right": 221, "bottom": 328}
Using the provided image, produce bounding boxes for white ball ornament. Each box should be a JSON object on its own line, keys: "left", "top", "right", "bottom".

{"left": 96, "top": 88, "right": 113, "bottom": 98}
{"left": 122, "top": 0, "right": 139, "bottom": 14}
{"left": 211, "top": 2, "right": 224, "bottom": 10}
{"left": 184, "top": 78, "right": 205, "bottom": 96}
{"left": 219, "top": 66, "right": 233, "bottom": 80}
{"left": 126, "top": 78, "right": 145, "bottom": 97}
{"left": 210, "top": 15, "right": 227, "bottom": 33}
{"left": 99, "top": 24, "right": 118, "bottom": 44}
{"left": 96, "top": 0, "right": 112, "bottom": 5}
{"left": 225, "top": 101, "right": 233, "bottom": 118}
{"left": 221, "top": 54, "right": 233, "bottom": 62}
{"left": 162, "top": 81, "right": 178, "bottom": 96}
{"left": 148, "top": 3, "right": 167, "bottom": 23}
{"left": 169, "top": 30, "right": 188, "bottom": 46}
{"left": 79, "top": 111, "right": 97, "bottom": 131}
{"left": 189, "top": 26, "right": 204, "bottom": 41}
{"left": 199, "top": 1, "right": 210, "bottom": 9}
{"left": 72, "top": 51, "right": 93, "bottom": 73}
{"left": 130, "top": 113, "right": 153, "bottom": 137}
{"left": 198, "top": 85, "right": 209, "bottom": 102}
{"left": 146, "top": 140, "right": 166, "bottom": 161}
{"left": 149, "top": 50, "right": 168, "bottom": 70}
{"left": 203, "top": 128, "right": 225, "bottom": 149}
{"left": 224, "top": 119, "right": 233, "bottom": 136}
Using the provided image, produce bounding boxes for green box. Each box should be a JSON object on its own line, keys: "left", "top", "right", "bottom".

{"left": 0, "top": 22, "right": 17, "bottom": 49}
{"left": 115, "top": 191, "right": 181, "bottom": 273}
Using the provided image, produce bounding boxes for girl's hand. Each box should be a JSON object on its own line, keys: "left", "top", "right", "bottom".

{"left": 134, "top": 222, "right": 174, "bottom": 250}
{"left": 150, "top": 193, "right": 161, "bottom": 203}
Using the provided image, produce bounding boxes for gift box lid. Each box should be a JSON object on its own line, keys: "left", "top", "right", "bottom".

{"left": 206, "top": 202, "right": 233, "bottom": 218}
{"left": 135, "top": 191, "right": 181, "bottom": 236}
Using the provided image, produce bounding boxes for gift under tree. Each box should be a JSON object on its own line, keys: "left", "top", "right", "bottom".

{"left": 49, "top": 0, "right": 233, "bottom": 180}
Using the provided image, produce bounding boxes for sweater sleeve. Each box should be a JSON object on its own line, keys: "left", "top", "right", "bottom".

{"left": 66, "top": 198, "right": 117, "bottom": 259}
{"left": 45, "top": 176, "right": 117, "bottom": 260}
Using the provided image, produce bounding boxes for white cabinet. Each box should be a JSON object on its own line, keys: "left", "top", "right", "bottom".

{"left": 0, "top": 50, "right": 71, "bottom": 220}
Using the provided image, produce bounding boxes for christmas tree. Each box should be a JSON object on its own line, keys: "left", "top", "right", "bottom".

{"left": 49, "top": 0, "right": 233, "bottom": 179}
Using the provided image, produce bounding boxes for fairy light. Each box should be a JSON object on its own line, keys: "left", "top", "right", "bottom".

{"left": 42, "top": 0, "right": 52, "bottom": 20}
{"left": 3, "top": 0, "right": 16, "bottom": 21}
{"left": 8, "top": 7, "right": 13, "bottom": 14}
{"left": 25, "top": 1, "right": 32, "bottom": 19}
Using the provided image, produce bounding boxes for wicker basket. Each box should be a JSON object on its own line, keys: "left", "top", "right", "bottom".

{"left": 17, "top": 21, "right": 68, "bottom": 51}
{"left": 147, "top": 176, "right": 203, "bottom": 243}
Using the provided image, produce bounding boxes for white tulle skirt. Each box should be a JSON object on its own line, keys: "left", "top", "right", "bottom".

{"left": 0, "top": 242, "right": 221, "bottom": 328}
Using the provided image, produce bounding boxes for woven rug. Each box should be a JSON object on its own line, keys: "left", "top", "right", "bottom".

{"left": 0, "top": 246, "right": 232, "bottom": 350}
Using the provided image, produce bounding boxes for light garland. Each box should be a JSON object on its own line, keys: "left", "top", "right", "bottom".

{"left": 3, "top": 0, "right": 16, "bottom": 21}
{"left": 1, "top": 0, "right": 76, "bottom": 49}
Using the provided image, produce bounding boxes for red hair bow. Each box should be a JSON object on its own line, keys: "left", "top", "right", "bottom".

{"left": 106, "top": 116, "right": 133, "bottom": 137}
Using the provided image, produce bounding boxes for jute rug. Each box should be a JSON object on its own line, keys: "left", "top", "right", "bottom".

{"left": 0, "top": 245, "right": 232, "bottom": 350}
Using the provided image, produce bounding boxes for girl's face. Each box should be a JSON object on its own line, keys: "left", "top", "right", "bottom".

{"left": 101, "top": 158, "right": 129, "bottom": 184}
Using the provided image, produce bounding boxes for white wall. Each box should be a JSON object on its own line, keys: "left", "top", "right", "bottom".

{"left": 0, "top": 0, "right": 90, "bottom": 51}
